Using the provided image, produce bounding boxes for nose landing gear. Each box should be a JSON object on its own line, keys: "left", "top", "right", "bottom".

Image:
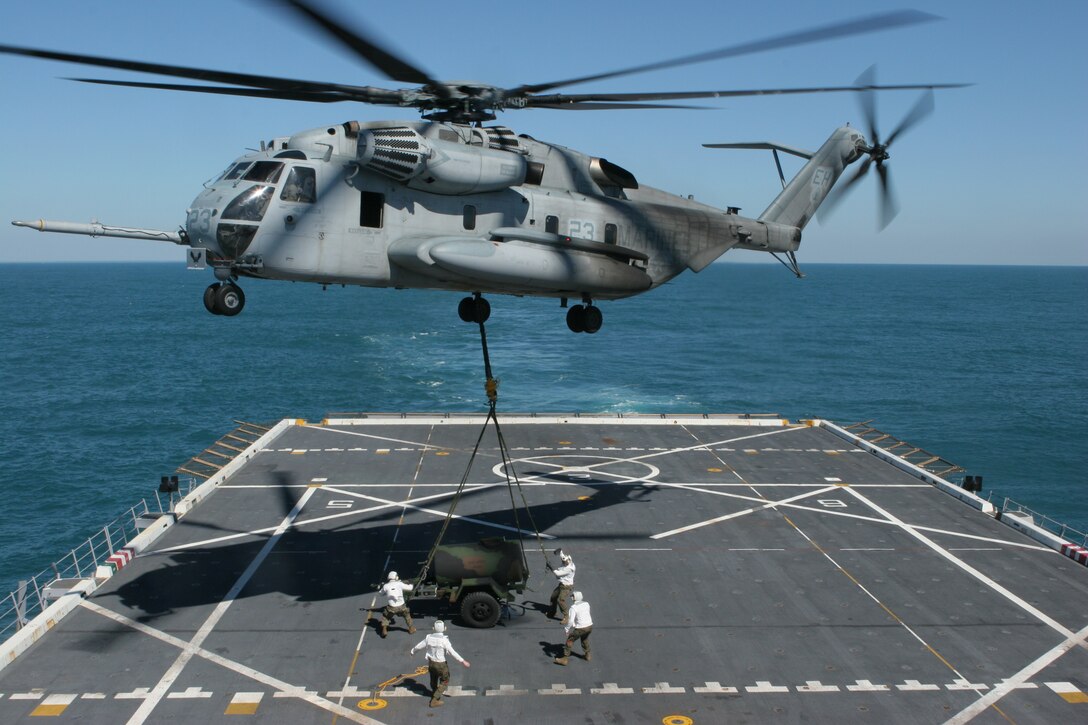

{"left": 203, "top": 282, "right": 246, "bottom": 316}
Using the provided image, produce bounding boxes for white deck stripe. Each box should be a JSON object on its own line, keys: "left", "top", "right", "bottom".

{"left": 158, "top": 486, "right": 496, "bottom": 553}
{"left": 945, "top": 622, "right": 1088, "bottom": 724}
{"left": 321, "top": 485, "right": 556, "bottom": 538}
{"left": 80, "top": 601, "right": 382, "bottom": 724}
{"left": 125, "top": 487, "right": 316, "bottom": 725}
{"left": 650, "top": 485, "right": 839, "bottom": 539}
{"left": 842, "top": 486, "right": 1082, "bottom": 641}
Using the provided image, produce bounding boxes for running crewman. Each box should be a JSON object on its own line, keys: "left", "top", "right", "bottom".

{"left": 554, "top": 590, "right": 593, "bottom": 665}
{"left": 410, "top": 620, "right": 471, "bottom": 708}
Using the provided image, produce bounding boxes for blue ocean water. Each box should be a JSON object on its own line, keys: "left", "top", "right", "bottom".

{"left": 1, "top": 262, "right": 1085, "bottom": 598}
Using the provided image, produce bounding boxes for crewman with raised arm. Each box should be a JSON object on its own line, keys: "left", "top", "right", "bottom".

{"left": 554, "top": 591, "right": 593, "bottom": 665}
{"left": 546, "top": 548, "right": 576, "bottom": 624}
{"left": 378, "top": 571, "right": 415, "bottom": 638}
{"left": 410, "top": 620, "right": 471, "bottom": 708}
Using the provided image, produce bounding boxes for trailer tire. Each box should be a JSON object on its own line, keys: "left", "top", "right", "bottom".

{"left": 460, "top": 591, "right": 501, "bottom": 628}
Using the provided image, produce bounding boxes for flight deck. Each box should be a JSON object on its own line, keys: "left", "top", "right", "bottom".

{"left": 1, "top": 415, "right": 1085, "bottom": 724}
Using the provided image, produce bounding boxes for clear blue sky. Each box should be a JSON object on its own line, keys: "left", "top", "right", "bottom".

{"left": 1, "top": 0, "right": 1084, "bottom": 265}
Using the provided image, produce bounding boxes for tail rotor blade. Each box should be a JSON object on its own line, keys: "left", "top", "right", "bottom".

{"left": 855, "top": 65, "right": 880, "bottom": 145}
{"left": 876, "top": 163, "right": 900, "bottom": 229}
{"left": 885, "top": 89, "right": 934, "bottom": 147}
{"left": 820, "top": 156, "right": 871, "bottom": 221}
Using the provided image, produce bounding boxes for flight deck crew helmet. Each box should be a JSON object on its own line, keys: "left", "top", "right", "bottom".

{"left": 555, "top": 548, "right": 572, "bottom": 563}
{"left": 573, "top": 591, "right": 584, "bottom": 603}
{"left": 434, "top": 620, "right": 446, "bottom": 633}
{"left": 388, "top": 571, "right": 399, "bottom": 581}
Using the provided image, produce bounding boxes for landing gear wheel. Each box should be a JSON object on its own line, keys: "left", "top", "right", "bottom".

{"left": 460, "top": 591, "right": 501, "bottom": 628}
{"left": 214, "top": 283, "right": 245, "bottom": 316}
{"left": 458, "top": 296, "right": 491, "bottom": 324}
{"left": 583, "top": 305, "right": 603, "bottom": 334}
{"left": 203, "top": 283, "right": 222, "bottom": 315}
{"left": 566, "top": 305, "right": 586, "bottom": 333}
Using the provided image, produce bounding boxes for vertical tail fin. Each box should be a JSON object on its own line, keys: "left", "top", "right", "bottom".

{"left": 758, "top": 126, "right": 864, "bottom": 230}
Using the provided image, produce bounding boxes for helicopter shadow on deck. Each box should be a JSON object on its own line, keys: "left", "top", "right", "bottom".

{"left": 92, "top": 473, "right": 654, "bottom": 632}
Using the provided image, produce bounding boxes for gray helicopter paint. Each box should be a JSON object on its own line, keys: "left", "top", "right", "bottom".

{"left": 182, "top": 119, "right": 853, "bottom": 298}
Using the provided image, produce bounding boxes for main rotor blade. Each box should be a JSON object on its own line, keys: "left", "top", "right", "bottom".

{"left": 510, "top": 10, "right": 941, "bottom": 96}
{"left": 884, "top": 89, "right": 935, "bottom": 147}
{"left": 277, "top": 0, "right": 445, "bottom": 93}
{"left": 68, "top": 77, "right": 404, "bottom": 104}
{"left": 527, "top": 81, "right": 967, "bottom": 105}
{"left": 530, "top": 101, "right": 709, "bottom": 110}
{"left": 0, "top": 42, "right": 380, "bottom": 97}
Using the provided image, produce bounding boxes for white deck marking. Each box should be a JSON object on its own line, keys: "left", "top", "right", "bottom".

{"left": 842, "top": 486, "right": 1083, "bottom": 641}
{"left": 306, "top": 424, "right": 452, "bottom": 451}
{"left": 539, "top": 684, "right": 582, "bottom": 695}
{"left": 945, "top": 621, "right": 1088, "bottom": 723}
{"left": 693, "top": 682, "right": 738, "bottom": 693}
{"left": 322, "top": 485, "right": 556, "bottom": 538}
{"left": 81, "top": 600, "right": 382, "bottom": 724}
{"left": 650, "top": 485, "right": 839, "bottom": 539}
{"left": 166, "top": 687, "right": 212, "bottom": 699}
{"left": 643, "top": 682, "right": 686, "bottom": 693}
{"left": 591, "top": 683, "right": 635, "bottom": 694}
{"left": 125, "top": 487, "right": 316, "bottom": 725}
{"left": 797, "top": 681, "right": 840, "bottom": 692}
{"left": 746, "top": 681, "right": 789, "bottom": 693}
{"left": 158, "top": 486, "right": 497, "bottom": 553}
{"left": 485, "top": 684, "right": 529, "bottom": 696}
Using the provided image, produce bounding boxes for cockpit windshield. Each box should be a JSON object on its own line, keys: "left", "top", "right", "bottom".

{"left": 222, "top": 185, "right": 275, "bottom": 222}
{"left": 243, "top": 161, "right": 284, "bottom": 184}
{"left": 221, "top": 162, "right": 250, "bottom": 181}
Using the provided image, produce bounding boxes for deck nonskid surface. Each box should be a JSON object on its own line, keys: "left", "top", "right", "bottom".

{"left": 1, "top": 417, "right": 1085, "bottom": 723}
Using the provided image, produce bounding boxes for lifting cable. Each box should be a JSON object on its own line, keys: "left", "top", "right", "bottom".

{"left": 414, "top": 305, "right": 550, "bottom": 586}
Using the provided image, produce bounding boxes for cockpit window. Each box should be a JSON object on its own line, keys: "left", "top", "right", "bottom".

{"left": 280, "top": 166, "right": 316, "bottom": 203}
{"left": 222, "top": 185, "right": 275, "bottom": 222}
{"left": 223, "top": 162, "right": 250, "bottom": 181}
{"left": 243, "top": 161, "right": 284, "bottom": 184}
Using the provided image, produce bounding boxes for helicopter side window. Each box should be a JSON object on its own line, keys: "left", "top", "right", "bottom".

{"left": 605, "top": 223, "right": 618, "bottom": 244}
{"left": 545, "top": 216, "right": 559, "bottom": 234}
{"left": 280, "top": 167, "right": 316, "bottom": 203}
{"left": 360, "top": 191, "right": 384, "bottom": 228}
{"left": 463, "top": 205, "right": 476, "bottom": 231}
{"left": 243, "top": 161, "right": 284, "bottom": 184}
{"left": 223, "top": 162, "right": 250, "bottom": 181}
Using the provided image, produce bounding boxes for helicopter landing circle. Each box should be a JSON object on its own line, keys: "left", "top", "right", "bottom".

{"left": 492, "top": 455, "right": 660, "bottom": 486}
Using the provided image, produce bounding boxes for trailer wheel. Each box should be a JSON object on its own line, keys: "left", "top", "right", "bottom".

{"left": 460, "top": 591, "right": 501, "bottom": 628}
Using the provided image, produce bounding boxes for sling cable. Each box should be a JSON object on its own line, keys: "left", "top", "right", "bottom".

{"left": 414, "top": 294, "right": 550, "bottom": 588}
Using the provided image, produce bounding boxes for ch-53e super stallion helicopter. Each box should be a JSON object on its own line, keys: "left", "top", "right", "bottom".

{"left": 4, "top": 2, "right": 964, "bottom": 333}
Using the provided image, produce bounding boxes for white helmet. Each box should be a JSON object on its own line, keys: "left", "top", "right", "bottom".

{"left": 434, "top": 620, "right": 446, "bottom": 633}
{"left": 387, "top": 571, "right": 399, "bottom": 582}
{"left": 573, "top": 591, "right": 584, "bottom": 603}
{"left": 556, "top": 548, "right": 572, "bottom": 563}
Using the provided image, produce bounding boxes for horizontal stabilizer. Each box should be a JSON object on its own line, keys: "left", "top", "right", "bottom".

{"left": 702, "top": 142, "right": 813, "bottom": 160}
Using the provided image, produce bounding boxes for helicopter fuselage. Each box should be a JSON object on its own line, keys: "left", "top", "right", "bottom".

{"left": 184, "top": 119, "right": 802, "bottom": 303}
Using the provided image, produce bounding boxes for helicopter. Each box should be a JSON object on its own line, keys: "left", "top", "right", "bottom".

{"left": 2, "top": 2, "right": 964, "bottom": 334}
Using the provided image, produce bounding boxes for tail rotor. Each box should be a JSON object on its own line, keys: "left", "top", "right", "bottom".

{"left": 821, "top": 65, "right": 935, "bottom": 229}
